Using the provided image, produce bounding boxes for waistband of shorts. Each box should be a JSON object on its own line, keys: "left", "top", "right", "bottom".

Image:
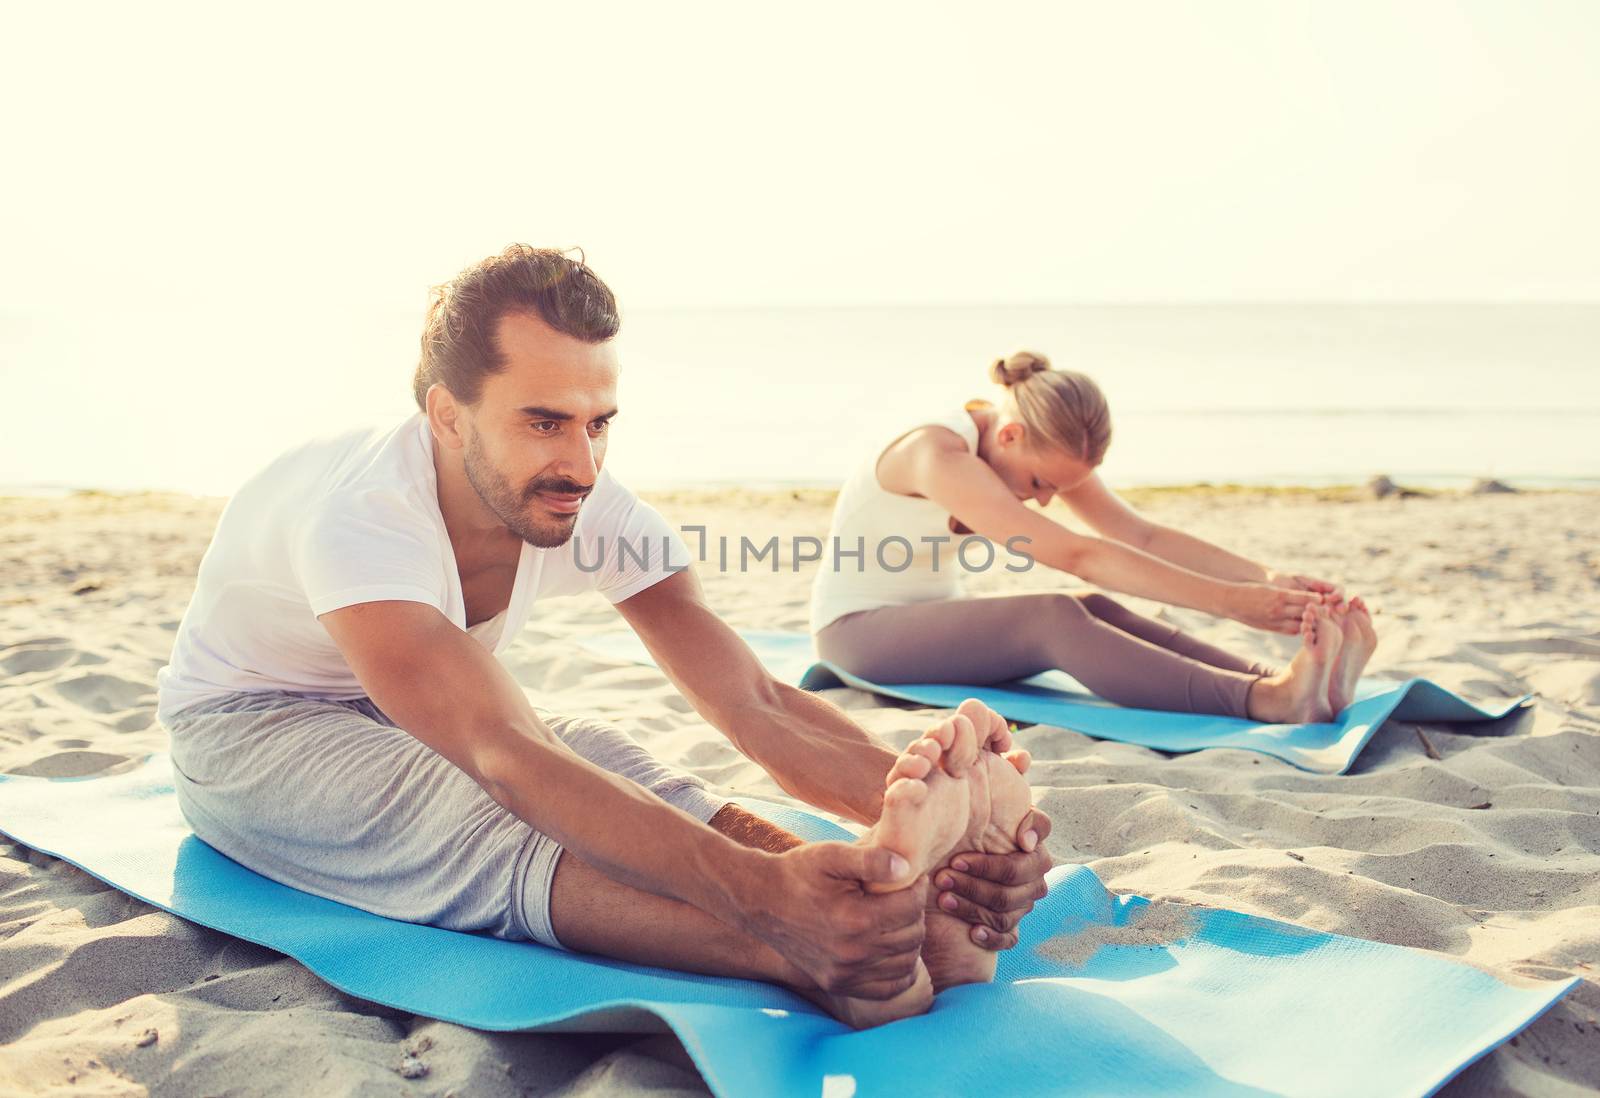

{"left": 161, "top": 688, "right": 378, "bottom": 729}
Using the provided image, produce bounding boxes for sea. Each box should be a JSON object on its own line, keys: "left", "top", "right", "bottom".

{"left": 3, "top": 304, "right": 1597, "bottom": 496}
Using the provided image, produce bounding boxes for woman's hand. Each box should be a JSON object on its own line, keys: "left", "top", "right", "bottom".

{"left": 1225, "top": 582, "right": 1321, "bottom": 634}
{"left": 1266, "top": 570, "right": 1342, "bottom": 599}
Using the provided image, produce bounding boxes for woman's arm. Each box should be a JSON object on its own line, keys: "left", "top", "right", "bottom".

{"left": 1060, "top": 474, "right": 1342, "bottom": 596}
{"left": 1060, "top": 473, "right": 1266, "bottom": 581}
{"left": 908, "top": 446, "right": 1316, "bottom": 634}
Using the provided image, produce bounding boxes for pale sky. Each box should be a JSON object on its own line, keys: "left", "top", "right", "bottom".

{"left": 4, "top": 1, "right": 1598, "bottom": 310}
{"left": 4, "top": 2, "right": 1599, "bottom": 493}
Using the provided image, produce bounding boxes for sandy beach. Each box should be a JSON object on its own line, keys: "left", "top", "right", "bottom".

{"left": 1, "top": 486, "right": 1596, "bottom": 1096}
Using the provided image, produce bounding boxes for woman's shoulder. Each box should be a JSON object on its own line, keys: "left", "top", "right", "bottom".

{"left": 873, "top": 407, "right": 985, "bottom": 496}
{"left": 897, "top": 405, "right": 984, "bottom": 454}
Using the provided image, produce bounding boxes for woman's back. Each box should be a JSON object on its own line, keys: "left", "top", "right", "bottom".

{"left": 808, "top": 408, "right": 982, "bottom": 634}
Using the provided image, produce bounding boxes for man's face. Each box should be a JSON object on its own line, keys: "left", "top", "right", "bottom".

{"left": 458, "top": 312, "right": 620, "bottom": 548}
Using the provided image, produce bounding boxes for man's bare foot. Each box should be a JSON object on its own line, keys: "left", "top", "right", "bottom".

{"left": 795, "top": 704, "right": 1006, "bottom": 1029}
{"left": 866, "top": 700, "right": 1035, "bottom": 992}
{"left": 801, "top": 959, "right": 935, "bottom": 1030}
{"left": 1246, "top": 603, "right": 1343, "bottom": 724}
{"left": 1327, "top": 597, "right": 1377, "bottom": 716}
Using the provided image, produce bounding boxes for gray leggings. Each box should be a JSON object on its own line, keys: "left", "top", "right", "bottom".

{"left": 816, "top": 592, "right": 1276, "bottom": 719}
{"left": 163, "top": 690, "right": 724, "bottom": 949}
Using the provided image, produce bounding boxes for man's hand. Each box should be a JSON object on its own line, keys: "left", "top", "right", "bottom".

{"left": 1266, "top": 569, "right": 1342, "bottom": 600}
{"left": 743, "top": 841, "right": 929, "bottom": 1000}
{"left": 934, "top": 807, "right": 1053, "bottom": 951}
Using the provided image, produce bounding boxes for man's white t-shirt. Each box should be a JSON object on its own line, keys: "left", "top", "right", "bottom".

{"left": 155, "top": 413, "right": 688, "bottom": 724}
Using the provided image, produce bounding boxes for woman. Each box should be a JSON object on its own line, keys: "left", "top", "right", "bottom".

{"left": 810, "top": 352, "right": 1376, "bottom": 723}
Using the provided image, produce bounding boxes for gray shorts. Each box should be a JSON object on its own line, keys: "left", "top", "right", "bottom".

{"left": 162, "top": 690, "right": 726, "bottom": 949}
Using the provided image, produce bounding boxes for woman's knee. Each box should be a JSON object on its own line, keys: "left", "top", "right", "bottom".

{"left": 1077, "top": 592, "right": 1127, "bottom": 622}
{"left": 1021, "top": 594, "right": 1099, "bottom": 659}
{"left": 814, "top": 618, "right": 889, "bottom": 679}
{"left": 1036, "top": 592, "right": 1094, "bottom": 627}
{"left": 814, "top": 617, "right": 866, "bottom": 668}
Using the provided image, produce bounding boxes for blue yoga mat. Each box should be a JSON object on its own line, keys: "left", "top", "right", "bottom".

{"left": 0, "top": 755, "right": 1572, "bottom": 1098}
{"left": 579, "top": 631, "right": 1530, "bottom": 775}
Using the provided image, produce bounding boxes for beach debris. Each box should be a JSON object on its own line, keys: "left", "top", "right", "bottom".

{"left": 135, "top": 1028, "right": 158, "bottom": 1048}
{"left": 1367, "top": 475, "right": 1426, "bottom": 499}
{"left": 1471, "top": 478, "right": 1517, "bottom": 494}
{"left": 1414, "top": 727, "right": 1442, "bottom": 760}
{"left": 1468, "top": 801, "right": 1493, "bottom": 810}
{"left": 70, "top": 580, "right": 102, "bottom": 595}
{"left": 394, "top": 1034, "right": 435, "bottom": 1079}
{"left": 1286, "top": 851, "right": 1306, "bottom": 862}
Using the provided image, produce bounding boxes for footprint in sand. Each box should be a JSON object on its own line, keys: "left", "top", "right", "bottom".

{"left": 52, "top": 674, "right": 154, "bottom": 716}
{"left": 113, "top": 711, "right": 154, "bottom": 733}
{"left": 5, "top": 750, "right": 137, "bottom": 779}
{"left": 1524, "top": 661, "right": 1600, "bottom": 708}
{"left": 0, "top": 641, "right": 78, "bottom": 676}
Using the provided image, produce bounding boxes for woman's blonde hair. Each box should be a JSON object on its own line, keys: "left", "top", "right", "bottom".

{"left": 988, "top": 351, "right": 1112, "bottom": 464}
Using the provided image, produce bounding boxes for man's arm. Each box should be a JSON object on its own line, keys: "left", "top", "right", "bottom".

{"left": 614, "top": 569, "right": 1056, "bottom": 950}
{"left": 613, "top": 570, "right": 898, "bottom": 826}
{"left": 317, "top": 598, "right": 924, "bottom": 998}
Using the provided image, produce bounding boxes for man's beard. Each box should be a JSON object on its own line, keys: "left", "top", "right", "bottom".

{"left": 462, "top": 427, "right": 586, "bottom": 548}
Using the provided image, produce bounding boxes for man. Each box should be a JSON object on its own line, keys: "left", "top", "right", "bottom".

{"left": 155, "top": 245, "right": 1053, "bottom": 1026}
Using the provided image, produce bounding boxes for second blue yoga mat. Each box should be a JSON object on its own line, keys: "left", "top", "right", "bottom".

{"left": 578, "top": 630, "right": 1530, "bottom": 774}
{"left": 0, "top": 756, "right": 1577, "bottom": 1098}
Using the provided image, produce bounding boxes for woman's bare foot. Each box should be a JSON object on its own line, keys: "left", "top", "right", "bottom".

{"left": 1327, "top": 597, "right": 1378, "bottom": 716}
{"left": 1246, "top": 603, "right": 1343, "bottom": 724}
{"left": 866, "top": 700, "right": 1035, "bottom": 992}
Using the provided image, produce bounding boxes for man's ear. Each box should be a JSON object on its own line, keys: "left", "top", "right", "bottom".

{"left": 425, "top": 384, "right": 465, "bottom": 451}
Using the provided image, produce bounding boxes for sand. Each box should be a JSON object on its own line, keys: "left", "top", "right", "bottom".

{"left": 1, "top": 486, "right": 1597, "bottom": 1095}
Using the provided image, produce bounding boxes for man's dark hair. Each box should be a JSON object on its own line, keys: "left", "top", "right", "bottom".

{"left": 412, "top": 245, "right": 620, "bottom": 409}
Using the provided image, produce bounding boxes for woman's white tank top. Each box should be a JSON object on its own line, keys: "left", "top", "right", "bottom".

{"left": 809, "top": 408, "right": 983, "bottom": 633}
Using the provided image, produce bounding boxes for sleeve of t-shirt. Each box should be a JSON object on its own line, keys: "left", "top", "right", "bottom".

{"left": 290, "top": 488, "right": 450, "bottom": 618}
{"left": 577, "top": 472, "right": 692, "bottom": 605}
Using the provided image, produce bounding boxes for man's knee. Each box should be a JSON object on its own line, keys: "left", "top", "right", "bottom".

{"left": 544, "top": 711, "right": 724, "bottom": 823}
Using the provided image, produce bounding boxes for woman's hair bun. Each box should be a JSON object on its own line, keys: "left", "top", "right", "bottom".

{"left": 989, "top": 351, "right": 1052, "bottom": 387}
